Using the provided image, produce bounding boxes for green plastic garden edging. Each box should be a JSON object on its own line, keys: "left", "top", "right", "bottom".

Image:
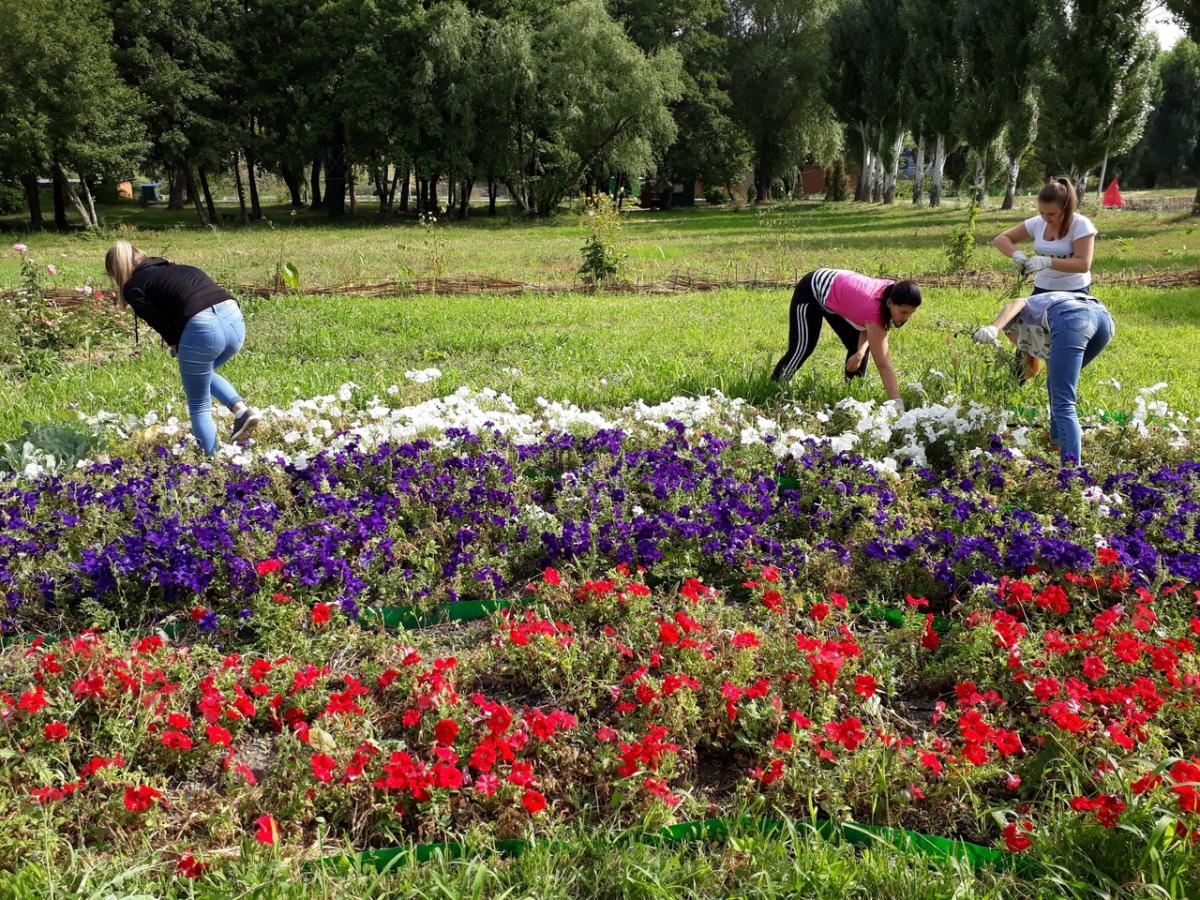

{"left": 317, "top": 814, "right": 1021, "bottom": 875}
{"left": 362, "top": 595, "right": 950, "bottom": 634}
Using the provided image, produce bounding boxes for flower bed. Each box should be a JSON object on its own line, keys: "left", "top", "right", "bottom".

{"left": 3, "top": 566, "right": 1200, "bottom": 885}
{"left": 1, "top": 386, "right": 1199, "bottom": 887}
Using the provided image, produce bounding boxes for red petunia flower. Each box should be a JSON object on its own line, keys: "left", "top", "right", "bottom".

{"left": 123, "top": 784, "right": 163, "bottom": 813}
{"left": 255, "top": 559, "right": 283, "bottom": 577}
{"left": 522, "top": 788, "right": 547, "bottom": 814}
{"left": 310, "top": 753, "right": 337, "bottom": 783}
{"left": 254, "top": 814, "right": 279, "bottom": 845}
{"left": 310, "top": 603, "right": 331, "bottom": 625}
{"left": 177, "top": 852, "right": 204, "bottom": 879}
{"left": 543, "top": 567, "right": 561, "bottom": 586}
{"left": 434, "top": 719, "right": 459, "bottom": 746}
{"left": 43, "top": 721, "right": 68, "bottom": 741}
{"left": 854, "top": 674, "right": 877, "bottom": 699}
{"left": 1003, "top": 821, "right": 1033, "bottom": 852}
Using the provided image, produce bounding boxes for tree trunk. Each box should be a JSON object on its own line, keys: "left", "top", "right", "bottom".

{"left": 348, "top": 163, "right": 357, "bottom": 215}
{"left": 325, "top": 134, "right": 346, "bottom": 217}
{"left": 458, "top": 178, "right": 472, "bottom": 219}
{"left": 1193, "top": 180, "right": 1200, "bottom": 217}
{"left": 488, "top": 178, "right": 497, "bottom": 216}
{"left": 54, "top": 165, "right": 92, "bottom": 227}
{"left": 309, "top": 153, "right": 323, "bottom": 211}
{"left": 399, "top": 167, "right": 410, "bottom": 213}
{"left": 912, "top": 133, "right": 925, "bottom": 206}
{"left": 233, "top": 150, "right": 248, "bottom": 224}
{"left": 78, "top": 173, "right": 99, "bottom": 227}
{"left": 246, "top": 153, "right": 263, "bottom": 220}
{"left": 973, "top": 147, "right": 987, "bottom": 206}
{"left": 870, "top": 134, "right": 883, "bottom": 202}
{"left": 882, "top": 133, "right": 902, "bottom": 205}
{"left": 182, "top": 161, "right": 211, "bottom": 227}
{"left": 1001, "top": 157, "right": 1020, "bottom": 210}
{"left": 447, "top": 179, "right": 456, "bottom": 212}
{"left": 855, "top": 126, "right": 870, "bottom": 202}
{"left": 282, "top": 166, "right": 304, "bottom": 207}
{"left": 21, "top": 175, "right": 43, "bottom": 230}
{"left": 430, "top": 174, "right": 440, "bottom": 214}
{"left": 930, "top": 134, "right": 946, "bottom": 207}
{"left": 1096, "top": 149, "right": 1109, "bottom": 209}
{"left": 167, "top": 167, "right": 187, "bottom": 210}
{"left": 198, "top": 167, "right": 217, "bottom": 223}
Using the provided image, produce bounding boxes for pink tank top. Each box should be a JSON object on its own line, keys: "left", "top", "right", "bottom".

{"left": 825, "top": 271, "right": 891, "bottom": 329}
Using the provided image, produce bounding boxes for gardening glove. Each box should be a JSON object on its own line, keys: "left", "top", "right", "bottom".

{"left": 1024, "top": 255, "right": 1052, "bottom": 273}
{"left": 883, "top": 398, "right": 905, "bottom": 414}
{"left": 973, "top": 325, "right": 1000, "bottom": 345}
{"left": 1011, "top": 250, "right": 1027, "bottom": 274}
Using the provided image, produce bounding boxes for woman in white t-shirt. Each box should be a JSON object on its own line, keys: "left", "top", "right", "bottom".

{"left": 992, "top": 178, "right": 1097, "bottom": 294}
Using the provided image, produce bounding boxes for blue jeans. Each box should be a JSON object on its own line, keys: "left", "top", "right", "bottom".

{"left": 177, "top": 301, "right": 246, "bottom": 454}
{"left": 1045, "top": 299, "right": 1114, "bottom": 464}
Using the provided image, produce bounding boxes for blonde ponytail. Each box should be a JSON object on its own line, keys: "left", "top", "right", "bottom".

{"left": 104, "top": 240, "right": 145, "bottom": 306}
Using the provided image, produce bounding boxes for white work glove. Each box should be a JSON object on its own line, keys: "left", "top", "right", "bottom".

{"left": 1011, "top": 250, "right": 1027, "bottom": 275}
{"left": 973, "top": 325, "right": 1000, "bottom": 345}
{"left": 883, "top": 398, "right": 905, "bottom": 414}
{"left": 1024, "top": 255, "right": 1052, "bottom": 273}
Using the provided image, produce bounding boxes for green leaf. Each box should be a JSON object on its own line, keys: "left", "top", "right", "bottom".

{"left": 280, "top": 262, "right": 301, "bottom": 291}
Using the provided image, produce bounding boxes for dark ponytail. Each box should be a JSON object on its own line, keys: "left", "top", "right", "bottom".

{"left": 1037, "top": 178, "right": 1077, "bottom": 236}
{"left": 880, "top": 279, "right": 921, "bottom": 328}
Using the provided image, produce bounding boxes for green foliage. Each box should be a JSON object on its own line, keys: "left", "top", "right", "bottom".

{"left": 0, "top": 419, "right": 106, "bottom": 475}
{"left": 703, "top": 187, "right": 728, "bottom": 205}
{"left": 1118, "top": 38, "right": 1200, "bottom": 189}
{"left": 944, "top": 197, "right": 980, "bottom": 273}
{"left": 578, "top": 194, "right": 627, "bottom": 284}
{"left": 729, "top": 0, "right": 837, "bottom": 198}
{"left": 0, "top": 0, "right": 148, "bottom": 227}
{"left": 1037, "top": 0, "right": 1158, "bottom": 181}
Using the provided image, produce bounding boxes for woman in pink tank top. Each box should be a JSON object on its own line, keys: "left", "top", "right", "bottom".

{"left": 771, "top": 268, "right": 922, "bottom": 409}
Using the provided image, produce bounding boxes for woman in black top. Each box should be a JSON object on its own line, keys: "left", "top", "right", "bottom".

{"left": 106, "top": 240, "right": 261, "bottom": 454}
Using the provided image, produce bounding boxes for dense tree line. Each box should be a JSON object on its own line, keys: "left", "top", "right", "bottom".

{"left": 0, "top": 0, "right": 1195, "bottom": 227}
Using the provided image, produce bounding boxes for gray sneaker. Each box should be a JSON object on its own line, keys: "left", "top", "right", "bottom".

{"left": 231, "top": 407, "right": 262, "bottom": 444}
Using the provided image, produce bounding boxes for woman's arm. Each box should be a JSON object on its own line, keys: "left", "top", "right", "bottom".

{"left": 865, "top": 323, "right": 900, "bottom": 400}
{"left": 992, "top": 223, "right": 1031, "bottom": 257}
{"left": 845, "top": 330, "right": 871, "bottom": 370}
{"left": 990, "top": 298, "right": 1028, "bottom": 330}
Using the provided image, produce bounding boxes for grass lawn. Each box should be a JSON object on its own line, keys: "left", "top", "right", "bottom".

{"left": 2, "top": 198, "right": 1200, "bottom": 898}
{"left": 2, "top": 282, "right": 1198, "bottom": 441}
{"left": 2, "top": 199, "right": 1199, "bottom": 439}
{"left": 1, "top": 195, "right": 1198, "bottom": 290}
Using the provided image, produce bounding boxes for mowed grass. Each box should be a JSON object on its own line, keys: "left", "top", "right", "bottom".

{"left": 2, "top": 281, "right": 1197, "bottom": 439}
{"left": 1, "top": 195, "right": 1198, "bottom": 290}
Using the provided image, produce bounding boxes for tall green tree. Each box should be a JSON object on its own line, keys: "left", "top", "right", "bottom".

{"left": 1037, "top": 0, "right": 1156, "bottom": 199}
{"left": 504, "top": 0, "right": 681, "bottom": 215}
{"left": 0, "top": 0, "right": 146, "bottom": 228}
{"left": 728, "top": 0, "right": 836, "bottom": 202}
{"left": 900, "top": 0, "right": 962, "bottom": 205}
{"left": 1119, "top": 40, "right": 1200, "bottom": 195}
{"left": 1164, "top": 0, "right": 1198, "bottom": 40}
{"left": 611, "top": 0, "right": 749, "bottom": 203}
{"left": 106, "top": 0, "right": 235, "bottom": 225}
{"left": 955, "top": 0, "right": 1043, "bottom": 205}
{"left": 1000, "top": 87, "right": 1039, "bottom": 209}
{"left": 825, "top": 0, "right": 872, "bottom": 201}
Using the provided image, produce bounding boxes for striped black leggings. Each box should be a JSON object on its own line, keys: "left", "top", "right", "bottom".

{"left": 771, "top": 272, "right": 870, "bottom": 383}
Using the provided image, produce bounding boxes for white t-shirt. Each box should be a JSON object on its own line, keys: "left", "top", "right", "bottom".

{"left": 1022, "top": 213, "right": 1097, "bottom": 291}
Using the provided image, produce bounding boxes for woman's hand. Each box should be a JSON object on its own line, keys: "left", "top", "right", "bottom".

{"left": 1025, "top": 256, "right": 1052, "bottom": 272}
{"left": 973, "top": 325, "right": 1000, "bottom": 345}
